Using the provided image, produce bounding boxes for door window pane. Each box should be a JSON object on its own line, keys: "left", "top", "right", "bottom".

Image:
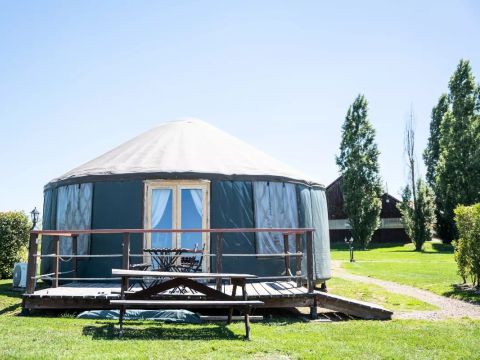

{"left": 151, "top": 189, "right": 173, "bottom": 248}
{"left": 180, "top": 189, "right": 203, "bottom": 250}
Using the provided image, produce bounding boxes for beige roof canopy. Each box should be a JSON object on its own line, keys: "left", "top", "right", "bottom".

{"left": 48, "top": 118, "right": 323, "bottom": 187}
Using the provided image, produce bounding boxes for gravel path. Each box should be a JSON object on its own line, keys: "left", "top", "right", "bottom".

{"left": 331, "top": 260, "right": 480, "bottom": 320}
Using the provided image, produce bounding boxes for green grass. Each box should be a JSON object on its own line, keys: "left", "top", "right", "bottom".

{"left": 1, "top": 280, "right": 480, "bottom": 359}
{"left": 331, "top": 241, "right": 480, "bottom": 303}
{"left": 0, "top": 279, "right": 23, "bottom": 316}
{"left": 2, "top": 310, "right": 480, "bottom": 359}
{"left": 327, "top": 277, "right": 437, "bottom": 312}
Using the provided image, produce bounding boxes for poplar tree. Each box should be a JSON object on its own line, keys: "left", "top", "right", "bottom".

{"left": 336, "top": 95, "right": 383, "bottom": 249}
{"left": 398, "top": 111, "right": 436, "bottom": 251}
{"left": 423, "top": 94, "right": 449, "bottom": 187}
{"left": 433, "top": 60, "right": 480, "bottom": 241}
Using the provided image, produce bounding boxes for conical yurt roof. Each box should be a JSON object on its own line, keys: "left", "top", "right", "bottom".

{"left": 47, "top": 118, "right": 323, "bottom": 187}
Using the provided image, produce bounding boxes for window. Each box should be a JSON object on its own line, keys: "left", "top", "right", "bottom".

{"left": 56, "top": 183, "right": 93, "bottom": 255}
{"left": 144, "top": 180, "right": 210, "bottom": 270}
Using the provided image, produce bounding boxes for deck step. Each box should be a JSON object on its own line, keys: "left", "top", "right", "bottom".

{"left": 316, "top": 292, "right": 393, "bottom": 320}
{"left": 110, "top": 300, "right": 264, "bottom": 308}
{"left": 201, "top": 315, "right": 264, "bottom": 322}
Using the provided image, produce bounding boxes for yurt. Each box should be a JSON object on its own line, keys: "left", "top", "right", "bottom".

{"left": 40, "top": 119, "right": 330, "bottom": 282}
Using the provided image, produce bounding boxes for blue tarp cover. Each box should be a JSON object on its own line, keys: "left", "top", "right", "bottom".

{"left": 77, "top": 309, "right": 202, "bottom": 323}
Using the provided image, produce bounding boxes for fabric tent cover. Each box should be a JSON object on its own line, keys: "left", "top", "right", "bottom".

{"left": 47, "top": 118, "right": 322, "bottom": 188}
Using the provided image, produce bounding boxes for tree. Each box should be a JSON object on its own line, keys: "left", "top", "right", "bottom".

{"left": 398, "top": 180, "right": 436, "bottom": 251}
{"left": 423, "top": 94, "right": 449, "bottom": 187}
{"left": 399, "top": 110, "right": 436, "bottom": 251}
{"left": 336, "top": 94, "right": 382, "bottom": 250}
{"left": 434, "top": 60, "right": 480, "bottom": 242}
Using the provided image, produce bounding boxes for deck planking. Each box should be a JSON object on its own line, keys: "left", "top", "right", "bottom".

{"left": 25, "top": 281, "right": 307, "bottom": 300}
{"left": 22, "top": 280, "right": 393, "bottom": 320}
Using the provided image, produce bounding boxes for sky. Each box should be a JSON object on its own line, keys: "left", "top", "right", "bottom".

{"left": 1, "top": 1, "right": 479, "bottom": 214}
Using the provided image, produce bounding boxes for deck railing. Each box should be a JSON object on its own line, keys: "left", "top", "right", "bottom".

{"left": 26, "top": 228, "right": 316, "bottom": 296}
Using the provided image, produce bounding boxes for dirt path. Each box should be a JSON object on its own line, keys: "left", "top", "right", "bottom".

{"left": 331, "top": 260, "right": 480, "bottom": 320}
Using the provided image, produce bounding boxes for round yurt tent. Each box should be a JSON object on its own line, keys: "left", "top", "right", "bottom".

{"left": 41, "top": 119, "right": 331, "bottom": 281}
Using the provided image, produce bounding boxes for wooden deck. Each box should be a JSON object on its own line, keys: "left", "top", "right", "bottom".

{"left": 22, "top": 281, "right": 317, "bottom": 310}
{"left": 24, "top": 229, "right": 393, "bottom": 319}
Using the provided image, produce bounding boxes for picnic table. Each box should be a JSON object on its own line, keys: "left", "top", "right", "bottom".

{"left": 110, "top": 269, "right": 264, "bottom": 340}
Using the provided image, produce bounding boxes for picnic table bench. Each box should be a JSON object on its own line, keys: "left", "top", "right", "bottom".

{"left": 111, "top": 269, "right": 264, "bottom": 339}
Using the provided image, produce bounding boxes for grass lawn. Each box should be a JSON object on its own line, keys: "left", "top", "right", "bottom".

{"left": 327, "top": 277, "right": 437, "bottom": 312}
{"left": 2, "top": 280, "right": 480, "bottom": 359}
{"left": 3, "top": 315, "right": 480, "bottom": 359}
{"left": 331, "top": 241, "right": 480, "bottom": 303}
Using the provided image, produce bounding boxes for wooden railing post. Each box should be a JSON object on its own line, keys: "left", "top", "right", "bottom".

{"left": 215, "top": 232, "right": 223, "bottom": 291}
{"left": 283, "top": 233, "right": 292, "bottom": 279}
{"left": 25, "top": 233, "right": 38, "bottom": 294}
{"left": 306, "top": 230, "right": 317, "bottom": 319}
{"left": 295, "top": 233, "right": 302, "bottom": 287}
{"left": 72, "top": 234, "right": 78, "bottom": 280}
{"left": 306, "top": 230, "right": 314, "bottom": 293}
{"left": 122, "top": 233, "right": 130, "bottom": 290}
{"left": 53, "top": 235, "right": 60, "bottom": 288}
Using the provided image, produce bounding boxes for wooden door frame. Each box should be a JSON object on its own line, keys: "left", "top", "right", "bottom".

{"left": 143, "top": 179, "right": 211, "bottom": 271}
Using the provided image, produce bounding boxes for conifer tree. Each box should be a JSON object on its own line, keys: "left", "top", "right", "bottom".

{"left": 336, "top": 95, "right": 383, "bottom": 249}
{"left": 433, "top": 60, "right": 480, "bottom": 241}
{"left": 423, "top": 94, "right": 449, "bottom": 187}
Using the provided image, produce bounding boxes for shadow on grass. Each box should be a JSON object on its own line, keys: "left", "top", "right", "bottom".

{"left": 430, "top": 243, "right": 454, "bottom": 253}
{"left": 442, "top": 284, "right": 480, "bottom": 304}
{"left": 331, "top": 243, "right": 406, "bottom": 251}
{"left": 82, "top": 321, "right": 242, "bottom": 341}
{"left": 388, "top": 247, "right": 453, "bottom": 255}
{"left": 0, "top": 280, "right": 23, "bottom": 316}
{"left": 0, "top": 281, "right": 23, "bottom": 300}
{"left": 0, "top": 303, "right": 21, "bottom": 315}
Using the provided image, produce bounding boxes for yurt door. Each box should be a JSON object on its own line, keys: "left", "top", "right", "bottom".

{"left": 144, "top": 180, "right": 210, "bottom": 271}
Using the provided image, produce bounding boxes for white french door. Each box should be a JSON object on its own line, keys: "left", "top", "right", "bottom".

{"left": 144, "top": 180, "right": 210, "bottom": 271}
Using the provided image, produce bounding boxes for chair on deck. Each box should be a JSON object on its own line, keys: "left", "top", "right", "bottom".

{"left": 170, "top": 244, "right": 206, "bottom": 294}
{"left": 173, "top": 244, "right": 206, "bottom": 273}
{"left": 128, "top": 245, "right": 206, "bottom": 292}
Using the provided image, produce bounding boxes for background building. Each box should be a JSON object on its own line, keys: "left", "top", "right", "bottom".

{"left": 326, "top": 177, "right": 409, "bottom": 244}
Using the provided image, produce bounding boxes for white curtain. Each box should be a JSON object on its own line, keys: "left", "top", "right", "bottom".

{"left": 299, "top": 187, "right": 332, "bottom": 280}
{"left": 253, "top": 182, "right": 298, "bottom": 254}
{"left": 152, "top": 189, "right": 172, "bottom": 228}
{"left": 56, "top": 183, "right": 93, "bottom": 255}
{"left": 311, "top": 189, "right": 331, "bottom": 280}
{"left": 189, "top": 189, "right": 203, "bottom": 217}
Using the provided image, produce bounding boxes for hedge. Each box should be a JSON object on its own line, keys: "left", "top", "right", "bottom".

{"left": 454, "top": 203, "right": 480, "bottom": 288}
{"left": 0, "top": 211, "right": 31, "bottom": 279}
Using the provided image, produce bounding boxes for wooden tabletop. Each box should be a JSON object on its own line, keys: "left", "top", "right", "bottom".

{"left": 112, "top": 269, "right": 257, "bottom": 279}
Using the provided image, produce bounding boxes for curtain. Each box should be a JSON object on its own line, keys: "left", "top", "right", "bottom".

{"left": 189, "top": 189, "right": 203, "bottom": 217}
{"left": 298, "top": 186, "right": 331, "bottom": 281}
{"left": 151, "top": 189, "right": 172, "bottom": 248}
{"left": 40, "top": 188, "right": 57, "bottom": 276}
{"left": 253, "top": 182, "right": 298, "bottom": 254}
{"left": 42, "top": 190, "right": 54, "bottom": 230}
{"left": 56, "top": 183, "right": 93, "bottom": 255}
{"left": 152, "top": 189, "right": 171, "bottom": 228}
{"left": 311, "top": 189, "right": 331, "bottom": 280}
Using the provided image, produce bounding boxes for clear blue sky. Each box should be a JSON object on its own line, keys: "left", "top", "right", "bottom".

{"left": 1, "top": 1, "right": 479, "bottom": 214}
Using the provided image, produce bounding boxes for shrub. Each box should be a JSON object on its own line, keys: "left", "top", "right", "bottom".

{"left": 454, "top": 204, "right": 480, "bottom": 288}
{"left": 0, "top": 211, "right": 31, "bottom": 279}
